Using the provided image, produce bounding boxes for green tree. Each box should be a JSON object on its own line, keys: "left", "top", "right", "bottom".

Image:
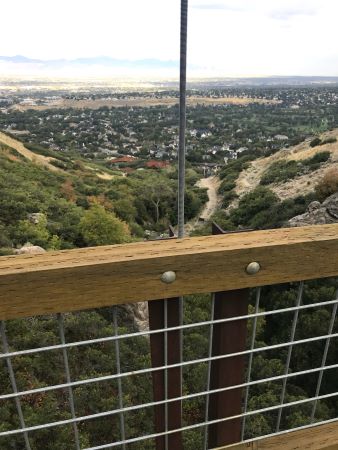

{"left": 140, "top": 175, "right": 174, "bottom": 223}
{"left": 12, "top": 214, "right": 50, "bottom": 248}
{"left": 79, "top": 204, "right": 131, "bottom": 246}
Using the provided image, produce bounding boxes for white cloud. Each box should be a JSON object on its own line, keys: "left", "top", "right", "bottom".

{"left": 0, "top": 0, "right": 337, "bottom": 77}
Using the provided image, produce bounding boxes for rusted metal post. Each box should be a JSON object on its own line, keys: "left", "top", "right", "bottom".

{"left": 149, "top": 298, "right": 183, "bottom": 450}
{"left": 208, "top": 223, "right": 250, "bottom": 447}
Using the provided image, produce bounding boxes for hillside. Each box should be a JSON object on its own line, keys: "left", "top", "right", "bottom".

{"left": 0, "top": 139, "right": 207, "bottom": 254}
{"left": 0, "top": 131, "right": 115, "bottom": 180}
{"left": 234, "top": 129, "right": 338, "bottom": 204}
{"left": 0, "top": 131, "right": 63, "bottom": 172}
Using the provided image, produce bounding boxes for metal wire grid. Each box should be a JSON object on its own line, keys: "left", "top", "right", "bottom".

{"left": 1, "top": 281, "right": 338, "bottom": 449}
{"left": 241, "top": 287, "right": 261, "bottom": 440}
{"left": 276, "top": 281, "right": 304, "bottom": 432}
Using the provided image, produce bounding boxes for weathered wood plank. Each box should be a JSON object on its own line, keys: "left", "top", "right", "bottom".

{"left": 149, "top": 298, "right": 183, "bottom": 450}
{"left": 208, "top": 223, "right": 249, "bottom": 448}
{"left": 0, "top": 224, "right": 338, "bottom": 319}
{"left": 218, "top": 420, "right": 338, "bottom": 449}
{"left": 208, "top": 289, "right": 249, "bottom": 447}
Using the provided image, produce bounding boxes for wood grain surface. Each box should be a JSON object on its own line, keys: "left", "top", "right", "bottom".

{"left": 0, "top": 224, "right": 337, "bottom": 319}
{"left": 218, "top": 420, "right": 338, "bottom": 449}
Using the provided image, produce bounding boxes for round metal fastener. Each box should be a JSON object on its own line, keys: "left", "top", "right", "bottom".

{"left": 246, "top": 262, "right": 261, "bottom": 275}
{"left": 160, "top": 271, "right": 176, "bottom": 284}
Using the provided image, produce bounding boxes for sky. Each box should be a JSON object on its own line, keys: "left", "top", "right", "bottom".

{"left": 0, "top": 0, "right": 337, "bottom": 77}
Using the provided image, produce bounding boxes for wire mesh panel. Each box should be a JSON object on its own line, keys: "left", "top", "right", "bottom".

{"left": 1, "top": 277, "right": 338, "bottom": 449}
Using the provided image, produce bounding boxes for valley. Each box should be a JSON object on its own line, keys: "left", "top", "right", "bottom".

{"left": 0, "top": 81, "right": 338, "bottom": 254}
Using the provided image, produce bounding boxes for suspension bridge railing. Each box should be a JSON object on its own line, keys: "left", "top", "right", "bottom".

{"left": 0, "top": 224, "right": 338, "bottom": 449}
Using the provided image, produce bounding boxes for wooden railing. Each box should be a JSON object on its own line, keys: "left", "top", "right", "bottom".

{"left": 221, "top": 421, "right": 338, "bottom": 449}
{"left": 1, "top": 224, "right": 338, "bottom": 319}
{"left": 1, "top": 223, "right": 338, "bottom": 450}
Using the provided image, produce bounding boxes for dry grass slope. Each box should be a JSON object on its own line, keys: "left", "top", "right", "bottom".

{"left": 234, "top": 129, "right": 338, "bottom": 203}
{"left": 13, "top": 96, "right": 280, "bottom": 111}
{"left": 0, "top": 131, "right": 116, "bottom": 180}
{"left": 0, "top": 131, "right": 63, "bottom": 172}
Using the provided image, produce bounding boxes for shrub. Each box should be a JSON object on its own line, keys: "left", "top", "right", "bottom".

{"left": 260, "top": 160, "right": 300, "bottom": 185}
{"left": 315, "top": 169, "right": 338, "bottom": 200}
{"left": 0, "top": 224, "right": 12, "bottom": 247}
{"left": 24, "top": 142, "right": 55, "bottom": 157}
{"left": 304, "top": 151, "right": 330, "bottom": 166}
{"left": 210, "top": 210, "right": 236, "bottom": 232}
{"left": 321, "top": 137, "right": 337, "bottom": 145}
{"left": 222, "top": 191, "right": 238, "bottom": 208}
{"left": 11, "top": 214, "right": 50, "bottom": 248}
{"left": 0, "top": 247, "right": 14, "bottom": 256}
{"left": 230, "top": 186, "right": 279, "bottom": 228}
{"left": 79, "top": 204, "right": 131, "bottom": 246}
{"left": 219, "top": 178, "right": 236, "bottom": 193}
{"left": 310, "top": 137, "right": 322, "bottom": 147}
{"left": 50, "top": 159, "right": 72, "bottom": 170}
{"left": 261, "top": 152, "right": 330, "bottom": 186}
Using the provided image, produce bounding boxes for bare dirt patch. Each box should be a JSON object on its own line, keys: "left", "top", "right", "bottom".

{"left": 96, "top": 172, "right": 114, "bottom": 180}
{"left": 84, "top": 165, "right": 115, "bottom": 181}
{"left": 13, "top": 96, "right": 280, "bottom": 111}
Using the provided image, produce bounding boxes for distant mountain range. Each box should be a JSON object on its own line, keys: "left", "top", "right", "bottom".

{"left": 183, "top": 76, "right": 338, "bottom": 87}
{"left": 1, "top": 56, "right": 338, "bottom": 84}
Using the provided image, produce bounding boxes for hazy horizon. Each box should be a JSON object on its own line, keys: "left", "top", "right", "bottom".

{"left": 0, "top": 0, "right": 337, "bottom": 78}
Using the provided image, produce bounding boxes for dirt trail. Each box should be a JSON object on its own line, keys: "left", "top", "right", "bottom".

{"left": 196, "top": 176, "right": 221, "bottom": 221}
{"left": 185, "top": 176, "right": 221, "bottom": 235}
{"left": 0, "top": 131, "right": 62, "bottom": 172}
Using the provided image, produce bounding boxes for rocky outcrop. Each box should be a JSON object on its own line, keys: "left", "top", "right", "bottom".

{"left": 123, "top": 302, "right": 149, "bottom": 332}
{"left": 28, "top": 213, "right": 46, "bottom": 224}
{"left": 14, "top": 242, "right": 46, "bottom": 255}
{"left": 288, "top": 192, "right": 338, "bottom": 227}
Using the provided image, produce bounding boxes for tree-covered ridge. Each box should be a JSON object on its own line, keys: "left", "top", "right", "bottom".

{"left": 0, "top": 143, "right": 207, "bottom": 254}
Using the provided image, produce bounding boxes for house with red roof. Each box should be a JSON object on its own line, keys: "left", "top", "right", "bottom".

{"left": 145, "top": 160, "right": 170, "bottom": 169}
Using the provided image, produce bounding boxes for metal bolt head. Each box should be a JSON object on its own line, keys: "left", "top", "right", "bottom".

{"left": 246, "top": 262, "right": 261, "bottom": 275}
{"left": 160, "top": 271, "right": 176, "bottom": 284}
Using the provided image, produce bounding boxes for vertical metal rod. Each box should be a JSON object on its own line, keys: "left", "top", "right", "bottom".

{"left": 203, "top": 295, "right": 215, "bottom": 450}
{"left": 113, "top": 308, "right": 126, "bottom": 449}
{"left": 164, "top": 300, "right": 169, "bottom": 450}
{"left": 241, "top": 287, "right": 261, "bottom": 440}
{"left": 179, "top": 296, "right": 183, "bottom": 397}
{"left": 276, "top": 281, "right": 304, "bottom": 432}
{"left": 169, "top": 226, "right": 184, "bottom": 432}
{"left": 177, "top": 0, "right": 188, "bottom": 238}
{"left": 0, "top": 321, "right": 32, "bottom": 450}
{"left": 57, "top": 314, "right": 81, "bottom": 450}
{"left": 311, "top": 291, "right": 338, "bottom": 423}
